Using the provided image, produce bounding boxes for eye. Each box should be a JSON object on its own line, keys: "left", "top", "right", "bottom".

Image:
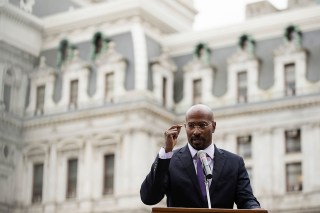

{"left": 199, "top": 123, "right": 207, "bottom": 129}
{"left": 187, "top": 123, "right": 195, "bottom": 128}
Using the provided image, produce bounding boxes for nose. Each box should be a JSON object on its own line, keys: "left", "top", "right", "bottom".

{"left": 193, "top": 127, "right": 201, "bottom": 135}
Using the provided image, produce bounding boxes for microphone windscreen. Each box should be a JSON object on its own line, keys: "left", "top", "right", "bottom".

{"left": 197, "top": 150, "right": 206, "bottom": 158}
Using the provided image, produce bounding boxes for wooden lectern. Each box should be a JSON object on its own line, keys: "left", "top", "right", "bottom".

{"left": 152, "top": 207, "right": 268, "bottom": 213}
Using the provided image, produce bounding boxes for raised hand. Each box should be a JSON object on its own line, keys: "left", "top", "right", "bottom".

{"left": 164, "top": 125, "right": 183, "bottom": 153}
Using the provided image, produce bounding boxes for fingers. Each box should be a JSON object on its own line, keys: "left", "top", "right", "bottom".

{"left": 165, "top": 125, "right": 183, "bottom": 139}
{"left": 164, "top": 125, "right": 182, "bottom": 152}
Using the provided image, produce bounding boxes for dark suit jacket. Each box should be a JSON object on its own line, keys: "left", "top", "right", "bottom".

{"left": 140, "top": 144, "right": 260, "bottom": 209}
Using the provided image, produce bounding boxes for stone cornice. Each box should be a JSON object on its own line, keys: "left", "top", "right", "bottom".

{"left": 213, "top": 93, "right": 320, "bottom": 119}
{"left": 0, "top": 112, "right": 23, "bottom": 128}
{"left": 164, "top": 5, "right": 320, "bottom": 57}
{"left": 43, "top": 0, "right": 193, "bottom": 37}
{"left": 0, "top": 2, "right": 43, "bottom": 30}
{"left": 173, "top": 93, "right": 320, "bottom": 122}
{"left": 43, "top": 16, "right": 165, "bottom": 50}
{"left": 22, "top": 100, "right": 176, "bottom": 129}
{"left": 0, "top": 42, "right": 37, "bottom": 72}
{"left": 0, "top": 2, "right": 43, "bottom": 56}
{"left": 3, "top": 93, "right": 320, "bottom": 131}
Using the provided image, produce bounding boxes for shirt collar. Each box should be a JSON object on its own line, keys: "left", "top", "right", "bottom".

{"left": 188, "top": 143, "right": 215, "bottom": 159}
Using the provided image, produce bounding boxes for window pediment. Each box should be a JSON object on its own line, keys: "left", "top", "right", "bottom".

{"left": 23, "top": 145, "right": 46, "bottom": 160}
{"left": 95, "top": 42, "right": 126, "bottom": 66}
{"left": 274, "top": 25, "right": 305, "bottom": 56}
{"left": 228, "top": 34, "right": 257, "bottom": 64}
{"left": 57, "top": 140, "right": 82, "bottom": 153}
{"left": 151, "top": 50, "right": 177, "bottom": 71}
{"left": 228, "top": 50, "right": 257, "bottom": 64}
{"left": 29, "top": 56, "right": 57, "bottom": 79}
{"left": 61, "top": 49, "right": 91, "bottom": 72}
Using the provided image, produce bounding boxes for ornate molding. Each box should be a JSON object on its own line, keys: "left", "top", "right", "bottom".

{"left": 0, "top": 42, "right": 37, "bottom": 72}
{"left": 150, "top": 48, "right": 177, "bottom": 71}
{"left": 19, "top": 0, "right": 35, "bottom": 13}
{"left": 228, "top": 34, "right": 258, "bottom": 64}
{"left": 214, "top": 93, "right": 320, "bottom": 119}
{"left": 95, "top": 42, "right": 126, "bottom": 66}
{"left": 0, "top": 2, "right": 42, "bottom": 30}
{"left": 274, "top": 41, "right": 307, "bottom": 56}
{"left": 28, "top": 56, "right": 57, "bottom": 79}
{"left": 22, "top": 100, "right": 176, "bottom": 129}
{"left": 60, "top": 49, "right": 91, "bottom": 72}
{"left": 228, "top": 49, "right": 258, "bottom": 64}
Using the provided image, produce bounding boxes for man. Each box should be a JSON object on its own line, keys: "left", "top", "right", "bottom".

{"left": 140, "top": 104, "right": 261, "bottom": 209}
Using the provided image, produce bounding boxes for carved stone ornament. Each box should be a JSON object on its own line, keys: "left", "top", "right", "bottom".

{"left": 273, "top": 40, "right": 305, "bottom": 56}
{"left": 95, "top": 42, "right": 125, "bottom": 66}
{"left": 29, "top": 56, "right": 57, "bottom": 79}
{"left": 60, "top": 49, "right": 90, "bottom": 72}
{"left": 151, "top": 48, "right": 177, "bottom": 71}
{"left": 228, "top": 34, "right": 257, "bottom": 64}
{"left": 20, "top": 0, "right": 35, "bottom": 13}
{"left": 274, "top": 25, "right": 304, "bottom": 56}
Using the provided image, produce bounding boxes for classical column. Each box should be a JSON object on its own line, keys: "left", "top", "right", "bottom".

{"left": 78, "top": 140, "right": 93, "bottom": 210}
{"left": 44, "top": 143, "right": 57, "bottom": 213}
{"left": 131, "top": 20, "right": 148, "bottom": 91}
{"left": 301, "top": 123, "right": 320, "bottom": 193}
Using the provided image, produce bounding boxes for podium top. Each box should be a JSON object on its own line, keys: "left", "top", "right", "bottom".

{"left": 152, "top": 207, "right": 268, "bottom": 213}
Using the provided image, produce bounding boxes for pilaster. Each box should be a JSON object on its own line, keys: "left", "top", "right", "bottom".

{"left": 131, "top": 20, "right": 148, "bottom": 91}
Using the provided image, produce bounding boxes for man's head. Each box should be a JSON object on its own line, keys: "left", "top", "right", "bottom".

{"left": 184, "top": 104, "right": 216, "bottom": 150}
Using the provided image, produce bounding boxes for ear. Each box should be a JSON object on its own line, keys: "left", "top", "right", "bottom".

{"left": 211, "top": 121, "right": 216, "bottom": 133}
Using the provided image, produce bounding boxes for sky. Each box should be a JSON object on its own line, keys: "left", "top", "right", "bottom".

{"left": 193, "top": 0, "right": 288, "bottom": 31}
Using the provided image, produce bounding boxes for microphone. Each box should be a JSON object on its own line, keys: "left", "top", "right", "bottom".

{"left": 197, "top": 150, "right": 212, "bottom": 179}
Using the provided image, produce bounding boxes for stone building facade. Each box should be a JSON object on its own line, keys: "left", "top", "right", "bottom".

{"left": 0, "top": 0, "right": 320, "bottom": 213}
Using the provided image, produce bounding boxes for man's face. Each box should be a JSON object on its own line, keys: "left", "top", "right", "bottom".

{"left": 185, "top": 109, "right": 216, "bottom": 150}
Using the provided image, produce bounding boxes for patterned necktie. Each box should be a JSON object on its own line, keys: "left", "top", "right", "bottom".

{"left": 196, "top": 158, "right": 207, "bottom": 199}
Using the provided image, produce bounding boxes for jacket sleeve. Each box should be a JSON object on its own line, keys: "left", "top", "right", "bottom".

{"left": 235, "top": 157, "right": 261, "bottom": 209}
{"left": 140, "top": 156, "right": 170, "bottom": 205}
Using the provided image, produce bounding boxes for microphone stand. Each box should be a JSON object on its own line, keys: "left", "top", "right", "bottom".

{"left": 205, "top": 177, "right": 211, "bottom": 208}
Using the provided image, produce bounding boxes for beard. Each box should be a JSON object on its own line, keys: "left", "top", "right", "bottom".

{"left": 189, "top": 136, "right": 207, "bottom": 150}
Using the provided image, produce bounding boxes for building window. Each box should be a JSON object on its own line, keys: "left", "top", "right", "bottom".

{"left": 103, "top": 154, "right": 114, "bottom": 195}
{"left": 162, "top": 77, "right": 167, "bottom": 107}
{"left": 237, "top": 71, "right": 247, "bottom": 103}
{"left": 193, "top": 79, "right": 202, "bottom": 104}
{"left": 66, "top": 158, "right": 78, "bottom": 199}
{"left": 237, "top": 135, "right": 252, "bottom": 159}
{"left": 32, "top": 163, "right": 44, "bottom": 203}
{"left": 3, "top": 84, "right": 11, "bottom": 111}
{"left": 284, "top": 63, "right": 296, "bottom": 96}
{"left": 285, "top": 129, "right": 301, "bottom": 153}
{"left": 69, "top": 80, "right": 78, "bottom": 109}
{"left": 36, "top": 85, "right": 45, "bottom": 114}
{"left": 105, "top": 73, "right": 114, "bottom": 102}
{"left": 286, "top": 162, "right": 303, "bottom": 192}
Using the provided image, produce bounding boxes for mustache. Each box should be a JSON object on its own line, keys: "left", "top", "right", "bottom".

{"left": 191, "top": 136, "right": 205, "bottom": 141}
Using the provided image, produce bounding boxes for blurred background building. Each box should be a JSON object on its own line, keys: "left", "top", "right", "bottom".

{"left": 0, "top": 0, "right": 320, "bottom": 212}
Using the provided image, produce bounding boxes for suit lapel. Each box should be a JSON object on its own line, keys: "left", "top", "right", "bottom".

{"left": 210, "top": 145, "right": 226, "bottom": 196}
{"left": 177, "top": 145, "right": 204, "bottom": 200}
